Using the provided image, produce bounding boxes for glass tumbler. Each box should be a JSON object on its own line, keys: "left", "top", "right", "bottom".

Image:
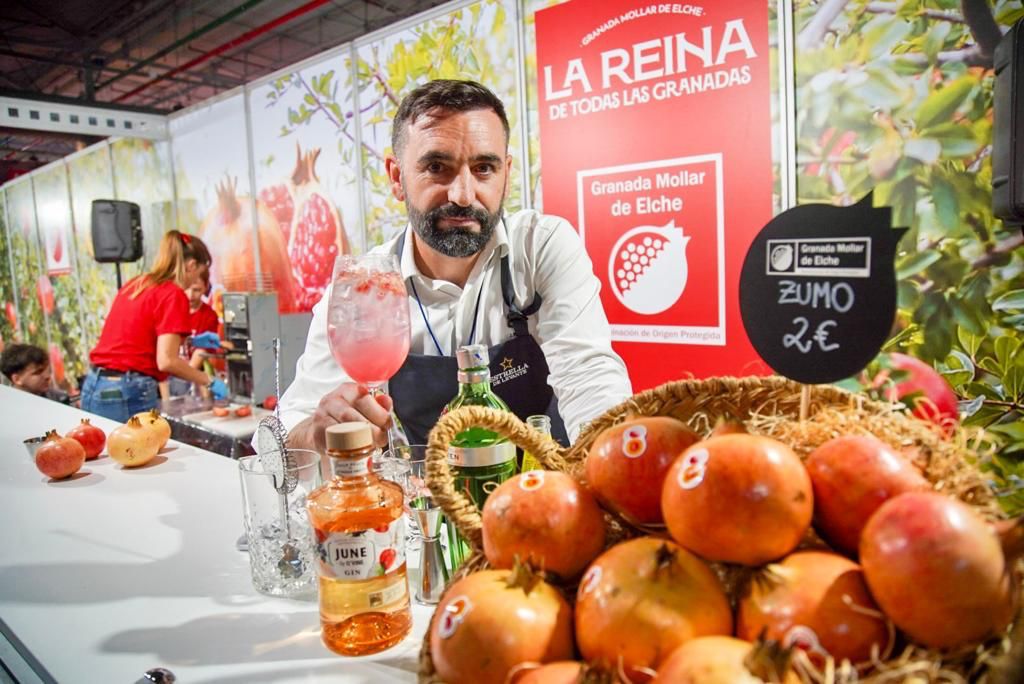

{"left": 238, "top": 449, "right": 321, "bottom": 598}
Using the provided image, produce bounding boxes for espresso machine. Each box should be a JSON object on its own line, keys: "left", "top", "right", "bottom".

{"left": 221, "top": 292, "right": 311, "bottom": 403}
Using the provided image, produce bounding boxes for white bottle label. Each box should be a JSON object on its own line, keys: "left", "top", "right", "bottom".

{"left": 316, "top": 517, "right": 406, "bottom": 580}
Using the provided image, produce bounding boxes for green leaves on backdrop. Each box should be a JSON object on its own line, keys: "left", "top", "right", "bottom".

{"left": 795, "top": 0, "right": 1024, "bottom": 512}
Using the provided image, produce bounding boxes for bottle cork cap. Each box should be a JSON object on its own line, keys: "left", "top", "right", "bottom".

{"left": 456, "top": 344, "right": 488, "bottom": 370}
{"left": 325, "top": 422, "right": 373, "bottom": 453}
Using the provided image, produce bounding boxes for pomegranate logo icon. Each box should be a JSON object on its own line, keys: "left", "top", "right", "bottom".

{"left": 608, "top": 221, "right": 690, "bottom": 314}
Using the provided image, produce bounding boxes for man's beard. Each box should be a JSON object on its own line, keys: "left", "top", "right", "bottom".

{"left": 407, "top": 199, "right": 503, "bottom": 258}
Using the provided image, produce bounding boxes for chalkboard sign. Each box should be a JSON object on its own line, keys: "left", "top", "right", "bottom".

{"left": 739, "top": 193, "right": 907, "bottom": 384}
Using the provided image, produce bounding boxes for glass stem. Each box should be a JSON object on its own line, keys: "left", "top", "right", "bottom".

{"left": 369, "top": 385, "right": 408, "bottom": 455}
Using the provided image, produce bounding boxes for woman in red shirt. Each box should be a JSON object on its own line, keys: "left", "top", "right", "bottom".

{"left": 82, "top": 230, "right": 228, "bottom": 421}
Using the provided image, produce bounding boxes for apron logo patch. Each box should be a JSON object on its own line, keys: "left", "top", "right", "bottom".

{"left": 492, "top": 357, "right": 529, "bottom": 386}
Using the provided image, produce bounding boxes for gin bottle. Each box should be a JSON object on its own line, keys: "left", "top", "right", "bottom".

{"left": 444, "top": 344, "right": 516, "bottom": 569}
{"left": 306, "top": 422, "right": 411, "bottom": 656}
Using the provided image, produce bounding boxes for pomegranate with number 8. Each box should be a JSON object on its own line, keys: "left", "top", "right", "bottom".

{"left": 662, "top": 434, "right": 813, "bottom": 565}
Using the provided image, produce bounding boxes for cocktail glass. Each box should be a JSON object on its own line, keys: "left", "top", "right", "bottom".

{"left": 326, "top": 253, "right": 411, "bottom": 452}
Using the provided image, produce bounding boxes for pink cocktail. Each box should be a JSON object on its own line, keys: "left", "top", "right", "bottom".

{"left": 327, "top": 256, "right": 410, "bottom": 389}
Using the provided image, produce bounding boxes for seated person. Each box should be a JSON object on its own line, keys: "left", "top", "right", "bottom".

{"left": 1, "top": 343, "right": 73, "bottom": 404}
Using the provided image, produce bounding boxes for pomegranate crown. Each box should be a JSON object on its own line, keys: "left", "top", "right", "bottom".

{"left": 215, "top": 176, "right": 242, "bottom": 220}
{"left": 290, "top": 142, "right": 322, "bottom": 186}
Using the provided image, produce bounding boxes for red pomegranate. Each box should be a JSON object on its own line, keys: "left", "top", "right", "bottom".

{"left": 482, "top": 470, "right": 606, "bottom": 580}
{"left": 585, "top": 416, "right": 700, "bottom": 525}
{"left": 48, "top": 343, "right": 65, "bottom": 385}
{"left": 575, "top": 537, "right": 733, "bottom": 678}
{"left": 4, "top": 301, "right": 16, "bottom": 329}
{"left": 66, "top": 419, "right": 105, "bottom": 459}
{"left": 36, "top": 276, "right": 54, "bottom": 315}
{"left": 806, "top": 434, "right": 929, "bottom": 556}
{"left": 200, "top": 176, "right": 296, "bottom": 312}
{"left": 258, "top": 145, "right": 299, "bottom": 245}
{"left": 429, "top": 565, "right": 573, "bottom": 684}
{"left": 651, "top": 636, "right": 801, "bottom": 684}
{"left": 879, "top": 352, "right": 959, "bottom": 436}
{"left": 736, "top": 551, "right": 889, "bottom": 666}
{"left": 662, "top": 434, "right": 813, "bottom": 565}
{"left": 860, "top": 492, "right": 1019, "bottom": 649}
{"left": 35, "top": 430, "right": 86, "bottom": 479}
{"left": 260, "top": 145, "right": 348, "bottom": 311}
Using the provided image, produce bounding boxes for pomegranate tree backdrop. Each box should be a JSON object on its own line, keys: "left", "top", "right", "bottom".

{"left": 534, "top": 0, "right": 775, "bottom": 390}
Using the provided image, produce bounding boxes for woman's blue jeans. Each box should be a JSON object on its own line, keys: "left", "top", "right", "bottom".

{"left": 80, "top": 369, "right": 159, "bottom": 422}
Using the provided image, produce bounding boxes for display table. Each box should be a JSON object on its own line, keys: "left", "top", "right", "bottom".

{"left": 159, "top": 396, "right": 258, "bottom": 460}
{"left": 0, "top": 386, "right": 431, "bottom": 683}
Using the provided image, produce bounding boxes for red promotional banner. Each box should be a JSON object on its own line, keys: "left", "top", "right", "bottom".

{"left": 535, "top": 0, "right": 775, "bottom": 390}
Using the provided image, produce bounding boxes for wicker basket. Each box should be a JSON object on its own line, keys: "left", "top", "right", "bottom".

{"left": 420, "top": 376, "right": 1018, "bottom": 684}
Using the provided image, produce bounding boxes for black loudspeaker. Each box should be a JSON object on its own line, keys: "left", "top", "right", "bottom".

{"left": 91, "top": 199, "right": 143, "bottom": 263}
{"left": 993, "top": 18, "right": 1024, "bottom": 226}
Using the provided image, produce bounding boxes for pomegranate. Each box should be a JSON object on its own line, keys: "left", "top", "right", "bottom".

{"left": 35, "top": 430, "right": 86, "bottom": 479}
{"left": 263, "top": 395, "right": 278, "bottom": 410}
{"left": 286, "top": 147, "right": 348, "bottom": 311}
{"left": 4, "top": 301, "right": 16, "bottom": 329}
{"left": 860, "top": 491, "right": 1019, "bottom": 648}
{"left": 107, "top": 416, "right": 161, "bottom": 467}
{"left": 736, "top": 551, "right": 889, "bottom": 665}
{"left": 429, "top": 564, "right": 573, "bottom": 684}
{"left": 585, "top": 416, "right": 700, "bottom": 525}
{"left": 575, "top": 537, "right": 732, "bottom": 678}
{"left": 877, "top": 352, "right": 959, "bottom": 436}
{"left": 200, "top": 176, "right": 296, "bottom": 312}
{"left": 48, "top": 343, "right": 65, "bottom": 385}
{"left": 708, "top": 417, "right": 747, "bottom": 437}
{"left": 258, "top": 146, "right": 298, "bottom": 244}
{"left": 37, "top": 276, "right": 54, "bottom": 315}
{"left": 66, "top": 419, "right": 106, "bottom": 459}
{"left": 806, "top": 434, "right": 929, "bottom": 555}
{"left": 513, "top": 662, "right": 585, "bottom": 684}
{"left": 134, "top": 409, "right": 171, "bottom": 450}
{"left": 482, "top": 470, "right": 606, "bottom": 580}
{"left": 662, "top": 434, "right": 813, "bottom": 565}
{"left": 651, "top": 636, "right": 800, "bottom": 684}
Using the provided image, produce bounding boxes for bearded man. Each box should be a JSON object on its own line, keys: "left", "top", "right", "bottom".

{"left": 282, "top": 79, "right": 631, "bottom": 450}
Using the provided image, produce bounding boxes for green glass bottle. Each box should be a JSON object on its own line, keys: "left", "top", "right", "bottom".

{"left": 443, "top": 344, "right": 516, "bottom": 570}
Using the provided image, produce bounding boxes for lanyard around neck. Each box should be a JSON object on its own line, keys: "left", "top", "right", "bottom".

{"left": 409, "top": 278, "right": 484, "bottom": 356}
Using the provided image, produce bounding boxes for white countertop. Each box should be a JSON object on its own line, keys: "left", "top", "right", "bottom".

{"left": 0, "top": 386, "right": 431, "bottom": 683}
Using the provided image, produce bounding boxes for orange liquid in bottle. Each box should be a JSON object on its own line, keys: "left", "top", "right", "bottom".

{"left": 308, "top": 424, "right": 412, "bottom": 656}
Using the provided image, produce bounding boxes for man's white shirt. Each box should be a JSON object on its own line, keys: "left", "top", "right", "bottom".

{"left": 278, "top": 209, "right": 633, "bottom": 443}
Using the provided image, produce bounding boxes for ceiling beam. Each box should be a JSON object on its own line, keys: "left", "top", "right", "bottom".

{"left": 0, "top": 48, "right": 242, "bottom": 93}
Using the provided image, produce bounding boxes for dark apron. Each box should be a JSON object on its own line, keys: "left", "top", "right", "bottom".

{"left": 388, "top": 232, "right": 569, "bottom": 447}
